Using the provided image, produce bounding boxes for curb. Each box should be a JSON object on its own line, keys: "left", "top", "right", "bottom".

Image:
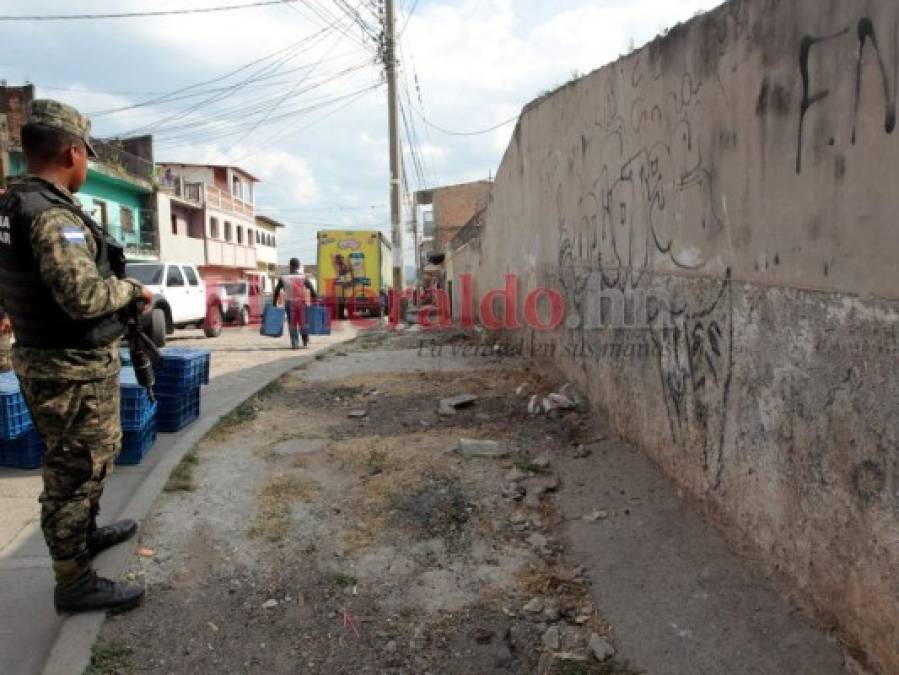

{"left": 40, "top": 340, "right": 352, "bottom": 675}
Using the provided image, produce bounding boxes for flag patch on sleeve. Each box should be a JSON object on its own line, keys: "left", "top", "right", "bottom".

{"left": 62, "top": 226, "right": 87, "bottom": 245}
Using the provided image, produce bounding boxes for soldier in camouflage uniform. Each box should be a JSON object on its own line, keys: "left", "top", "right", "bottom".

{"left": 0, "top": 100, "right": 152, "bottom": 614}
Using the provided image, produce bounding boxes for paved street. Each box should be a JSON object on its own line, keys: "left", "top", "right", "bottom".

{"left": 0, "top": 321, "right": 357, "bottom": 675}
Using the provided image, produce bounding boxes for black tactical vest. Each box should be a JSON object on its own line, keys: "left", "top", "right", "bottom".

{"left": 0, "top": 180, "right": 127, "bottom": 349}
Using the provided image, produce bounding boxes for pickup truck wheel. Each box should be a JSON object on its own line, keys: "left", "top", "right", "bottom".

{"left": 204, "top": 306, "right": 223, "bottom": 338}
{"left": 238, "top": 306, "right": 250, "bottom": 326}
{"left": 150, "top": 308, "right": 167, "bottom": 347}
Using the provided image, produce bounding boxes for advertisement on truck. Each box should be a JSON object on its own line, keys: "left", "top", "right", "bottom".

{"left": 317, "top": 230, "right": 392, "bottom": 318}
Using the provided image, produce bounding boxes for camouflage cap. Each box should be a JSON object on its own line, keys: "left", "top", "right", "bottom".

{"left": 26, "top": 99, "right": 98, "bottom": 158}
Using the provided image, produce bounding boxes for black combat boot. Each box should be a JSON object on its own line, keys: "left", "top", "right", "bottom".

{"left": 54, "top": 568, "right": 145, "bottom": 614}
{"left": 87, "top": 519, "right": 138, "bottom": 558}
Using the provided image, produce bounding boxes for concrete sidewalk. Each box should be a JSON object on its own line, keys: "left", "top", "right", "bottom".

{"left": 0, "top": 326, "right": 355, "bottom": 675}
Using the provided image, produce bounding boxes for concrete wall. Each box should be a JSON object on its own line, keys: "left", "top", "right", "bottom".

{"left": 462, "top": 0, "right": 899, "bottom": 671}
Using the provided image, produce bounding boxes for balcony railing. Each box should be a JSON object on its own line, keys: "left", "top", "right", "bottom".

{"left": 205, "top": 184, "right": 254, "bottom": 217}
{"left": 91, "top": 139, "right": 155, "bottom": 182}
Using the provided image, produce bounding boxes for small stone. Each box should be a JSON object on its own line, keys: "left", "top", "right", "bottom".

{"left": 542, "top": 626, "right": 561, "bottom": 651}
{"left": 348, "top": 410, "right": 368, "bottom": 419}
{"left": 523, "top": 597, "right": 544, "bottom": 613}
{"left": 505, "top": 467, "right": 529, "bottom": 482}
{"left": 384, "top": 640, "right": 397, "bottom": 653}
{"left": 473, "top": 628, "right": 494, "bottom": 644}
{"left": 527, "top": 533, "right": 548, "bottom": 549}
{"left": 532, "top": 454, "right": 551, "bottom": 469}
{"left": 584, "top": 510, "right": 609, "bottom": 522}
{"left": 438, "top": 403, "right": 457, "bottom": 417}
{"left": 509, "top": 512, "right": 528, "bottom": 525}
{"left": 574, "top": 615, "right": 591, "bottom": 625}
{"left": 574, "top": 445, "right": 592, "bottom": 458}
{"left": 543, "top": 602, "right": 561, "bottom": 622}
{"left": 589, "top": 634, "right": 616, "bottom": 661}
{"left": 457, "top": 439, "right": 509, "bottom": 458}
{"left": 261, "top": 599, "right": 279, "bottom": 609}
{"left": 525, "top": 475, "right": 560, "bottom": 496}
{"left": 440, "top": 394, "right": 477, "bottom": 410}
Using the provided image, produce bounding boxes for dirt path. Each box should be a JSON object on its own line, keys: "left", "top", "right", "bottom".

{"left": 92, "top": 330, "right": 632, "bottom": 675}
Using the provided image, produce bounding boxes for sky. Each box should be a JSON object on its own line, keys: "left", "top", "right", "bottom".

{"left": 1, "top": 0, "right": 723, "bottom": 267}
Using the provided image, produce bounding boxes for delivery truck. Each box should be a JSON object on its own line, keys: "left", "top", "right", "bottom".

{"left": 316, "top": 230, "right": 393, "bottom": 318}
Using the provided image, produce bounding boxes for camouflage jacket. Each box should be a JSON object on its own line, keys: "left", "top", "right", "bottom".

{"left": 7, "top": 176, "right": 140, "bottom": 381}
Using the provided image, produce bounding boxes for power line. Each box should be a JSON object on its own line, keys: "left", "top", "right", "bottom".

{"left": 410, "top": 103, "right": 519, "bottom": 136}
{"left": 0, "top": 0, "right": 298, "bottom": 21}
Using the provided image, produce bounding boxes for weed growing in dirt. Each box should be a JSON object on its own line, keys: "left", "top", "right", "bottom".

{"left": 164, "top": 450, "right": 199, "bottom": 492}
{"left": 210, "top": 399, "right": 258, "bottom": 438}
{"left": 515, "top": 461, "right": 544, "bottom": 474}
{"left": 84, "top": 641, "right": 132, "bottom": 675}
{"left": 332, "top": 572, "right": 358, "bottom": 587}
{"left": 248, "top": 472, "right": 320, "bottom": 542}
{"left": 366, "top": 449, "right": 387, "bottom": 475}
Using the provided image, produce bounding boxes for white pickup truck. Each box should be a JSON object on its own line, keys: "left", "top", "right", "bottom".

{"left": 125, "top": 262, "right": 222, "bottom": 347}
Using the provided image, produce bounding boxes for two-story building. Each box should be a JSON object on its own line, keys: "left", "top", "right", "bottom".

{"left": 254, "top": 215, "right": 283, "bottom": 292}
{"left": 156, "top": 162, "right": 264, "bottom": 283}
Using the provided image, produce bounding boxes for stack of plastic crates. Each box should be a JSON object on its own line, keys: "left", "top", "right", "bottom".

{"left": 0, "top": 372, "right": 45, "bottom": 470}
{"left": 154, "top": 348, "right": 210, "bottom": 433}
{"left": 304, "top": 302, "right": 331, "bottom": 336}
{"left": 118, "top": 367, "right": 158, "bottom": 465}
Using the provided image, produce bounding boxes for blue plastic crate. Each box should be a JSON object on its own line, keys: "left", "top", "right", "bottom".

{"left": 117, "top": 418, "right": 157, "bottom": 465}
{"left": 120, "top": 367, "right": 157, "bottom": 431}
{"left": 0, "top": 372, "right": 34, "bottom": 440}
{"left": 154, "top": 348, "right": 210, "bottom": 394}
{"left": 260, "top": 305, "right": 285, "bottom": 338}
{"left": 157, "top": 387, "right": 201, "bottom": 433}
{"left": 304, "top": 304, "right": 331, "bottom": 336}
{"left": 0, "top": 428, "right": 46, "bottom": 470}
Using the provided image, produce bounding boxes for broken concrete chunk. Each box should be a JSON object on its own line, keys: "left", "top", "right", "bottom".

{"left": 589, "top": 634, "right": 616, "bottom": 661}
{"left": 348, "top": 410, "right": 368, "bottom": 419}
{"left": 440, "top": 394, "right": 477, "bottom": 409}
{"left": 456, "top": 439, "right": 509, "bottom": 459}
{"left": 523, "top": 597, "right": 544, "bottom": 613}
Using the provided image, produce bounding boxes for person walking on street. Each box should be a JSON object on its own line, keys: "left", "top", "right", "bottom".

{"left": 0, "top": 100, "right": 153, "bottom": 614}
{"left": 273, "top": 258, "right": 317, "bottom": 349}
{"left": 0, "top": 310, "right": 11, "bottom": 373}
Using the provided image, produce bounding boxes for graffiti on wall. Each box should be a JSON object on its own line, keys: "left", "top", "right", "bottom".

{"left": 546, "top": 52, "right": 734, "bottom": 487}
{"left": 796, "top": 16, "right": 898, "bottom": 173}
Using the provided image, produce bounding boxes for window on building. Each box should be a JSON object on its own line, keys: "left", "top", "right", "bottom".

{"left": 256, "top": 230, "right": 261, "bottom": 244}
{"left": 184, "top": 267, "right": 199, "bottom": 287}
{"left": 272, "top": 236, "right": 276, "bottom": 248}
{"left": 247, "top": 228, "right": 253, "bottom": 246}
{"left": 171, "top": 214, "right": 178, "bottom": 236}
{"left": 120, "top": 207, "right": 134, "bottom": 234}
{"left": 210, "top": 217, "right": 219, "bottom": 239}
{"left": 232, "top": 175, "right": 240, "bottom": 198}
{"left": 224, "top": 221, "right": 232, "bottom": 242}
{"left": 237, "top": 226, "right": 243, "bottom": 245}
{"left": 94, "top": 199, "right": 108, "bottom": 226}
{"left": 166, "top": 265, "right": 185, "bottom": 287}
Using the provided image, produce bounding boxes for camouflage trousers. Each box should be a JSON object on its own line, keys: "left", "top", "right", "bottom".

{"left": 0, "top": 333, "right": 10, "bottom": 372}
{"left": 19, "top": 374, "right": 121, "bottom": 579}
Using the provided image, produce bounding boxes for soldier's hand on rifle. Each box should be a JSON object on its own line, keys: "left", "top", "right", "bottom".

{"left": 137, "top": 285, "right": 153, "bottom": 313}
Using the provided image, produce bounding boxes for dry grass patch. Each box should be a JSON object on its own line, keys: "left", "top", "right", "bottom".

{"left": 248, "top": 472, "right": 321, "bottom": 542}
{"left": 164, "top": 450, "right": 199, "bottom": 492}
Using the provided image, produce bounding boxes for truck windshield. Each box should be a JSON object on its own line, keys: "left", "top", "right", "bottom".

{"left": 125, "top": 263, "right": 164, "bottom": 285}
{"left": 221, "top": 283, "right": 246, "bottom": 295}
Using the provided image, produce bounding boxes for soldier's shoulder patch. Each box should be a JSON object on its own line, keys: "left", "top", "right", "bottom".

{"left": 62, "top": 225, "right": 88, "bottom": 246}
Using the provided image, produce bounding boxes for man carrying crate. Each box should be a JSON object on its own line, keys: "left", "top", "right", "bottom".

{"left": 0, "top": 101, "right": 152, "bottom": 615}
{"left": 273, "top": 257, "right": 317, "bottom": 349}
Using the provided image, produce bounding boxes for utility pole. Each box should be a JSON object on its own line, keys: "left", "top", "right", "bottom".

{"left": 384, "top": 0, "right": 404, "bottom": 297}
